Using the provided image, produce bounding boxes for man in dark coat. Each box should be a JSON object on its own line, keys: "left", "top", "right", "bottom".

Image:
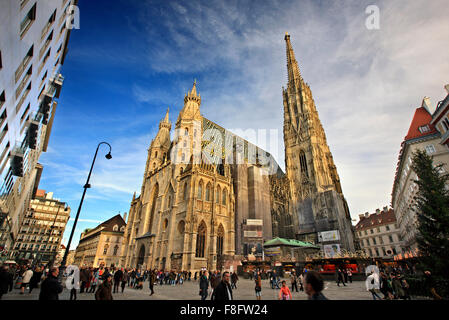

{"left": 199, "top": 271, "right": 209, "bottom": 300}
{"left": 79, "top": 266, "right": 90, "bottom": 293}
{"left": 39, "top": 267, "right": 63, "bottom": 300}
{"left": 149, "top": 270, "right": 156, "bottom": 296}
{"left": 95, "top": 274, "right": 113, "bottom": 300}
{"left": 0, "top": 265, "right": 13, "bottom": 300}
{"left": 336, "top": 269, "right": 346, "bottom": 287}
{"left": 211, "top": 271, "right": 233, "bottom": 301}
{"left": 113, "top": 268, "right": 123, "bottom": 293}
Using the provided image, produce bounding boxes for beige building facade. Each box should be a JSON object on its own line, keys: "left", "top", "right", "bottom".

{"left": 392, "top": 96, "right": 449, "bottom": 253}
{"left": 355, "top": 207, "right": 403, "bottom": 258}
{"left": 73, "top": 214, "right": 126, "bottom": 268}
{"left": 9, "top": 189, "right": 70, "bottom": 264}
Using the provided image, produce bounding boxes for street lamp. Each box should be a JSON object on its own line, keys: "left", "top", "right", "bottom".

{"left": 59, "top": 142, "right": 112, "bottom": 279}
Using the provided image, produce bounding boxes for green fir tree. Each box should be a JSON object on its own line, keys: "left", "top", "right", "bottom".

{"left": 411, "top": 149, "right": 449, "bottom": 279}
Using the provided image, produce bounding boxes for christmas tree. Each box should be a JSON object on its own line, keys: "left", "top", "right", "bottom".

{"left": 411, "top": 149, "right": 449, "bottom": 279}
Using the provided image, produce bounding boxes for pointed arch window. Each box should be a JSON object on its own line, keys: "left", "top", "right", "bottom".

{"left": 217, "top": 224, "right": 224, "bottom": 256}
{"left": 299, "top": 150, "right": 308, "bottom": 177}
{"left": 183, "top": 182, "right": 188, "bottom": 200}
{"left": 206, "top": 183, "right": 212, "bottom": 201}
{"left": 216, "top": 186, "right": 221, "bottom": 203}
{"left": 197, "top": 181, "right": 203, "bottom": 199}
{"left": 196, "top": 222, "right": 206, "bottom": 258}
{"left": 222, "top": 188, "right": 227, "bottom": 205}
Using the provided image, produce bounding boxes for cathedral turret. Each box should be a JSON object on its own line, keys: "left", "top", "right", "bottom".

{"left": 145, "top": 107, "right": 172, "bottom": 175}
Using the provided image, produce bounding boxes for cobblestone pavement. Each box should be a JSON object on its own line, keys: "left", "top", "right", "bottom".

{"left": 2, "top": 278, "right": 384, "bottom": 300}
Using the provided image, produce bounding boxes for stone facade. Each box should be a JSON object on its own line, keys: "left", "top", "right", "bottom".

{"left": 281, "top": 33, "right": 355, "bottom": 251}
{"left": 73, "top": 214, "right": 126, "bottom": 268}
{"left": 122, "top": 34, "right": 356, "bottom": 272}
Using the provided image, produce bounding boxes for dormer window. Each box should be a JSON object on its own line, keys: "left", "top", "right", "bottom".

{"left": 419, "top": 125, "right": 430, "bottom": 133}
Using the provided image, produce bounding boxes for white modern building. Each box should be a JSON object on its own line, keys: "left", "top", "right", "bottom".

{"left": 0, "top": 0, "right": 76, "bottom": 254}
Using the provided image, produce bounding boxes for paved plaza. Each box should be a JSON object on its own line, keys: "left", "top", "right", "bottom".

{"left": 2, "top": 278, "right": 379, "bottom": 300}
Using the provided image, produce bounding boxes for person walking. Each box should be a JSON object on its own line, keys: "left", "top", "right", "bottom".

{"left": 298, "top": 272, "right": 304, "bottom": 292}
{"left": 79, "top": 266, "right": 89, "bottom": 293}
{"left": 366, "top": 271, "right": 382, "bottom": 300}
{"left": 336, "top": 268, "right": 346, "bottom": 287}
{"left": 290, "top": 271, "right": 298, "bottom": 292}
{"left": 95, "top": 274, "right": 113, "bottom": 300}
{"left": 278, "top": 280, "right": 292, "bottom": 300}
{"left": 149, "top": 270, "right": 156, "bottom": 296}
{"left": 347, "top": 268, "right": 353, "bottom": 283}
{"left": 21, "top": 266, "right": 33, "bottom": 294}
{"left": 304, "top": 271, "right": 328, "bottom": 300}
{"left": 0, "top": 265, "right": 13, "bottom": 300}
{"left": 113, "top": 268, "right": 123, "bottom": 293}
{"left": 29, "top": 266, "right": 43, "bottom": 293}
{"left": 89, "top": 268, "right": 99, "bottom": 293}
{"left": 231, "top": 272, "right": 238, "bottom": 289}
{"left": 424, "top": 271, "right": 442, "bottom": 300}
{"left": 211, "top": 271, "right": 233, "bottom": 301}
{"left": 199, "top": 271, "right": 209, "bottom": 301}
{"left": 121, "top": 269, "right": 128, "bottom": 293}
{"left": 254, "top": 271, "right": 262, "bottom": 300}
{"left": 39, "top": 267, "right": 63, "bottom": 300}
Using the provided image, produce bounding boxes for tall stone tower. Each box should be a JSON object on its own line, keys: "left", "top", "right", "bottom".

{"left": 282, "top": 33, "right": 355, "bottom": 252}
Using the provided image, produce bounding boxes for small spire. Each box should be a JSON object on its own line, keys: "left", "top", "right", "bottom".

{"left": 163, "top": 106, "right": 170, "bottom": 122}
{"left": 190, "top": 79, "right": 198, "bottom": 96}
{"left": 132, "top": 192, "right": 136, "bottom": 201}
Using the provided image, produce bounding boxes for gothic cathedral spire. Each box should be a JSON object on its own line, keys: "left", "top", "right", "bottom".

{"left": 282, "top": 33, "right": 355, "bottom": 252}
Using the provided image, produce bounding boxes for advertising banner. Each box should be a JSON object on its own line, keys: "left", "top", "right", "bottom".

{"left": 323, "top": 244, "right": 341, "bottom": 258}
{"left": 318, "top": 230, "right": 340, "bottom": 242}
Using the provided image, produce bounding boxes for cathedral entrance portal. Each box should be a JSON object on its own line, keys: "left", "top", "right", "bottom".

{"left": 137, "top": 245, "right": 145, "bottom": 268}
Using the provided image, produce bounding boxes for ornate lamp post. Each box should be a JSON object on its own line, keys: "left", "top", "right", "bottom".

{"left": 59, "top": 142, "right": 112, "bottom": 279}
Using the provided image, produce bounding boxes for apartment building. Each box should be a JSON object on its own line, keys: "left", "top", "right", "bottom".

{"left": 392, "top": 96, "right": 449, "bottom": 253}
{"left": 9, "top": 189, "right": 70, "bottom": 264}
{"left": 355, "top": 207, "right": 403, "bottom": 258}
{"left": 0, "top": 0, "right": 76, "bottom": 252}
{"left": 73, "top": 214, "right": 126, "bottom": 268}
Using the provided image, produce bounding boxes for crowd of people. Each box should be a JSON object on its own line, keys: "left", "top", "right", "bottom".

{"left": 0, "top": 261, "right": 443, "bottom": 301}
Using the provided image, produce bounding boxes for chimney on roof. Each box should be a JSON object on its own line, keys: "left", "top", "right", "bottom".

{"left": 444, "top": 84, "right": 449, "bottom": 94}
{"left": 422, "top": 96, "right": 432, "bottom": 113}
{"left": 123, "top": 212, "right": 127, "bottom": 222}
{"left": 376, "top": 208, "right": 381, "bottom": 215}
{"left": 365, "top": 212, "right": 369, "bottom": 217}
{"left": 46, "top": 192, "right": 54, "bottom": 200}
{"left": 359, "top": 214, "right": 365, "bottom": 221}
{"left": 383, "top": 206, "right": 388, "bottom": 212}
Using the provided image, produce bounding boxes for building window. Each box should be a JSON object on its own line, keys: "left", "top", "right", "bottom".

{"left": 103, "top": 245, "right": 109, "bottom": 255}
{"left": 222, "top": 188, "right": 227, "bottom": 205}
{"left": 299, "top": 150, "right": 308, "bottom": 177}
{"left": 217, "top": 225, "right": 224, "bottom": 256}
{"left": 386, "top": 225, "right": 390, "bottom": 231}
{"left": 195, "top": 222, "right": 206, "bottom": 258}
{"left": 0, "top": 91, "right": 5, "bottom": 108}
{"left": 372, "top": 237, "right": 377, "bottom": 245}
{"left": 389, "top": 235, "right": 394, "bottom": 243}
{"left": 182, "top": 183, "right": 188, "bottom": 201}
{"left": 197, "top": 181, "right": 203, "bottom": 199}
{"left": 216, "top": 186, "right": 221, "bottom": 204}
{"left": 20, "top": 2, "right": 36, "bottom": 37}
{"left": 370, "top": 229, "right": 374, "bottom": 234}
{"left": 419, "top": 125, "right": 430, "bottom": 133}
{"left": 205, "top": 183, "right": 212, "bottom": 201}
{"left": 113, "top": 245, "right": 119, "bottom": 256}
{"left": 375, "top": 248, "right": 379, "bottom": 256}
{"left": 425, "top": 144, "right": 436, "bottom": 154}
{"left": 442, "top": 118, "right": 449, "bottom": 132}
{"left": 392, "top": 248, "right": 397, "bottom": 255}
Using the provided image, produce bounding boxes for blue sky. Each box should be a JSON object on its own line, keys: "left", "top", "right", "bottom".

{"left": 38, "top": 0, "right": 449, "bottom": 248}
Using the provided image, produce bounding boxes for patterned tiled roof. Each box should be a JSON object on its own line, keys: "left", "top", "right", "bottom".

{"left": 355, "top": 209, "right": 396, "bottom": 230}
